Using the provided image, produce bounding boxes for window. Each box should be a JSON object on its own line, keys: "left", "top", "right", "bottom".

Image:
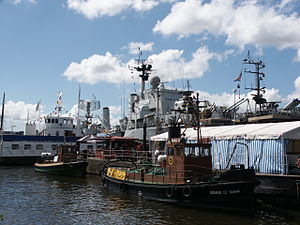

{"left": 24, "top": 144, "right": 31, "bottom": 150}
{"left": 167, "top": 147, "right": 174, "bottom": 156}
{"left": 97, "top": 144, "right": 104, "bottom": 149}
{"left": 87, "top": 145, "right": 94, "bottom": 150}
{"left": 184, "top": 147, "right": 197, "bottom": 156}
{"left": 36, "top": 145, "right": 43, "bottom": 151}
{"left": 287, "top": 140, "right": 300, "bottom": 154}
{"left": 12, "top": 144, "right": 19, "bottom": 150}
{"left": 194, "top": 147, "right": 200, "bottom": 156}
{"left": 203, "top": 147, "right": 210, "bottom": 156}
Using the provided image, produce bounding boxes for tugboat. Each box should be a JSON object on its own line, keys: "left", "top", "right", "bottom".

{"left": 34, "top": 145, "right": 87, "bottom": 177}
{"left": 101, "top": 122, "right": 260, "bottom": 213}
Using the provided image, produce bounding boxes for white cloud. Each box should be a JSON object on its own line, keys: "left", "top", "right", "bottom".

{"left": 285, "top": 76, "right": 300, "bottom": 101}
{"left": 153, "top": 0, "right": 300, "bottom": 61}
{"left": 4, "top": 101, "right": 40, "bottom": 121}
{"left": 64, "top": 46, "right": 229, "bottom": 85}
{"left": 107, "top": 105, "right": 122, "bottom": 126}
{"left": 3, "top": 100, "right": 41, "bottom": 131}
{"left": 148, "top": 45, "right": 223, "bottom": 81}
{"left": 196, "top": 90, "right": 235, "bottom": 107}
{"left": 67, "top": 0, "right": 159, "bottom": 19}
{"left": 124, "top": 41, "right": 154, "bottom": 55}
{"left": 63, "top": 52, "right": 131, "bottom": 84}
{"left": 295, "top": 49, "right": 300, "bottom": 62}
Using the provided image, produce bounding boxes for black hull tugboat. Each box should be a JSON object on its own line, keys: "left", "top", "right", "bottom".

{"left": 34, "top": 145, "right": 87, "bottom": 177}
{"left": 101, "top": 127, "right": 260, "bottom": 214}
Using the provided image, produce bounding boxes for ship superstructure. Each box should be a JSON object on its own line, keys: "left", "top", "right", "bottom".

{"left": 120, "top": 53, "right": 184, "bottom": 139}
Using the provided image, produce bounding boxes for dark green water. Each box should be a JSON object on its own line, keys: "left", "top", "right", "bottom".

{"left": 0, "top": 166, "right": 300, "bottom": 225}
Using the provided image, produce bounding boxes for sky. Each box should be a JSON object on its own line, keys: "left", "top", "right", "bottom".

{"left": 1, "top": 0, "right": 300, "bottom": 131}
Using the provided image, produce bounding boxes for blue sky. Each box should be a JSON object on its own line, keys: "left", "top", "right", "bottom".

{"left": 1, "top": 0, "right": 300, "bottom": 131}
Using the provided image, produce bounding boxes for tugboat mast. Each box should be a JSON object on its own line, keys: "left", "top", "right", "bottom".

{"left": 243, "top": 51, "right": 266, "bottom": 113}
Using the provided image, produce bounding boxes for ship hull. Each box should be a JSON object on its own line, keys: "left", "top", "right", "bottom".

{"left": 102, "top": 175, "right": 258, "bottom": 214}
{"left": 255, "top": 173, "right": 300, "bottom": 208}
{"left": 34, "top": 161, "right": 88, "bottom": 177}
{"left": 0, "top": 134, "right": 78, "bottom": 165}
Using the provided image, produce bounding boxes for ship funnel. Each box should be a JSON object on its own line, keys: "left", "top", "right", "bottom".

{"left": 103, "top": 107, "right": 111, "bottom": 130}
{"left": 168, "top": 125, "right": 181, "bottom": 139}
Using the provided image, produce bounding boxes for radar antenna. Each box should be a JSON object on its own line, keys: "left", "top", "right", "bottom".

{"left": 128, "top": 47, "right": 153, "bottom": 98}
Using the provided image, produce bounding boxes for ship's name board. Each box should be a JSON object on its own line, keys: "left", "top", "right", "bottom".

{"left": 107, "top": 168, "right": 126, "bottom": 180}
{"left": 209, "top": 190, "right": 240, "bottom": 195}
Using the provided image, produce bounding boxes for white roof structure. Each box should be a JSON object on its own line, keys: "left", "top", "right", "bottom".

{"left": 150, "top": 121, "right": 300, "bottom": 141}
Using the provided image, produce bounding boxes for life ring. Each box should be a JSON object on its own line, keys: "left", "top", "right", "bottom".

{"left": 182, "top": 186, "right": 192, "bottom": 197}
{"left": 120, "top": 182, "right": 126, "bottom": 192}
{"left": 165, "top": 186, "right": 175, "bottom": 198}
{"left": 168, "top": 156, "right": 174, "bottom": 165}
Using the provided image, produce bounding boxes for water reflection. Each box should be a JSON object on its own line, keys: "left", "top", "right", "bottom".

{"left": 1, "top": 166, "right": 300, "bottom": 225}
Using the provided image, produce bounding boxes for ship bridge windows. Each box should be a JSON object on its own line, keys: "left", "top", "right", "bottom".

{"left": 36, "top": 145, "right": 43, "bottom": 151}
{"left": 24, "top": 144, "right": 31, "bottom": 150}
{"left": 184, "top": 146, "right": 211, "bottom": 157}
{"left": 87, "top": 145, "right": 94, "bottom": 150}
{"left": 45, "top": 118, "right": 59, "bottom": 124}
{"left": 12, "top": 144, "right": 19, "bottom": 150}
{"left": 167, "top": 147, "right": 174, "bottom": 156}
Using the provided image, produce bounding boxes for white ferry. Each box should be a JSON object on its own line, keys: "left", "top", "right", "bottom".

{"left": 0, "top": 115, "right": 81, "bottom": 165}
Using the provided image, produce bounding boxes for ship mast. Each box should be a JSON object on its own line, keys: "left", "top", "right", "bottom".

{"left": 77, "top": 84, "right": 81, "bottom": 136}
{"left": 0, "top": 92, "right": 5, "bottom": 133}
{"left": 131, "top": 49, "right": 152, "bottom": 98}
{"left": 243, "top": 51, "right": 266, "bottom": 113}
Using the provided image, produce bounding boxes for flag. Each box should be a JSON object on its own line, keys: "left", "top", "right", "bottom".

{"left": 234, "top": 71, "right": 242, "bottom": 82}
{"left": 57, "top": 91, "right": 63, "bottom": 105}
{"left": 35, "top": 99, "right": 41, "bottom": 111}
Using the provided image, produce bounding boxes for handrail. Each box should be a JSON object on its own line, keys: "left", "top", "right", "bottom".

{"left": 225, "top": 142, "right": 249, "bottom": 170}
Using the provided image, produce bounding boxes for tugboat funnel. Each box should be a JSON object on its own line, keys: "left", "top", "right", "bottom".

{"left": 168, "top": 126, "right": 181, "bottom": 139}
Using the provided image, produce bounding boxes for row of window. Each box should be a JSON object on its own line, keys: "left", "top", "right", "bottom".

{"left": 45, "top": 118, "right": 72, "bottom": 125}
{"left": 167, "top": 146, "right": 211, "bottom": 157}
{"left": 11, "top": 144, "right": 57, "bottom": 151}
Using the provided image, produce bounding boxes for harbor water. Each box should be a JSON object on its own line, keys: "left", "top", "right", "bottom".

{"left": 1, "top": 166, "right": 300, "bottom": 225}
